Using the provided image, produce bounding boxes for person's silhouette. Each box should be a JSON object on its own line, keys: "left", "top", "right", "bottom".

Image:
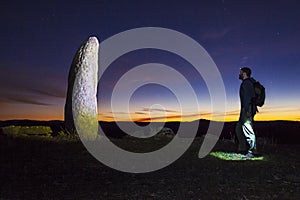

{"left": 235, "top": 67, "right": 257, "bottom": 158}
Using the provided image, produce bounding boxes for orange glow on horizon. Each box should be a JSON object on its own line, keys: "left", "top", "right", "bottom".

{"left": 98, "top": 111, "right": 300, "bottom": 122}
{"left": 1, "top": 113, "right": 299, "bottom": 122}
{"left": 1, "top": 104, "right": 299, "bottom": 122}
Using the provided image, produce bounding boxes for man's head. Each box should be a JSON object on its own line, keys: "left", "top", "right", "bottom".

{"left": 239, "top": 67, "right": 252, "bottom": 80}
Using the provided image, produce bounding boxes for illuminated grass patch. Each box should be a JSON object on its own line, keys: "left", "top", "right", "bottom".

{"left": 1, "top": 125, "right": 52, "bottom": 138}
{"left": 210, "top": 151, "right": 264, "bottom": 161}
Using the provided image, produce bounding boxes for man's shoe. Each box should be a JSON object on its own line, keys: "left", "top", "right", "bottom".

{"left": 242, "top": 152, "right": 255, "bottom": 159}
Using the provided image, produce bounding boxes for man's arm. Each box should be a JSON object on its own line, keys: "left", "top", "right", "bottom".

{"left": 243, "top": 79, "right": 255, "bottom": 115}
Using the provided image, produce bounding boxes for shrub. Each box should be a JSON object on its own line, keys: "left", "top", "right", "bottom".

{"left": 1, "top": 126, "right": 52, "bottom": 138}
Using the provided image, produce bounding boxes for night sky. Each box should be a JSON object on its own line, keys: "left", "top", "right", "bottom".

{"left": 1, "top": 0, "right": 300, "bottom": 121}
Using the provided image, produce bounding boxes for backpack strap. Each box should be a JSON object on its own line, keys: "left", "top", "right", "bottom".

{"left": 250, "top": 77, "right": 258, "bottom": 114}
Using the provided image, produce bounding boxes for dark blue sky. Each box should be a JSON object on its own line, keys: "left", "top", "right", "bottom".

{"left": 1, "top": 0, "right": 300, "bottom": 121}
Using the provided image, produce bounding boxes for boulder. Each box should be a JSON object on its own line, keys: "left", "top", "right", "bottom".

{"left": 157, "top": 127, "right": 175, "bottom": 137}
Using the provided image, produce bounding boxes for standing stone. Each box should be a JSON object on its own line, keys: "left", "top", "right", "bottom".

{"left": 64, "top": 37, "right": 99, "bottom": 140}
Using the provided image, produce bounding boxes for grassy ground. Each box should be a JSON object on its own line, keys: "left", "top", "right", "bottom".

{"left": 0, "top": 135, "right": 299, "bottom": 199}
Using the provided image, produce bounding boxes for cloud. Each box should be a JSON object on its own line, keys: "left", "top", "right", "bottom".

{"left": 134, "top": 113, "right": 201, "bottom": 122}
{"left": 100, "top": 111, "right": 131, "bottom": 115}
{"left": 135, "top": 111, "right": 148, "bottom": 115}
{"left": 0, "top": 62, "right": 67, "bottom": 101}
{"left": 98, "top": 108, "right": 235, "bottom": 122}
{"left": 98, "top": 115, "right": 115, "bottom": 121}
{"left": 1, "top": 81, "right": 66, "bottom": 99}
{"left": 240, "top": 56, "right": 249, "bottom": 65}
{"left": 4, "top": 96, "right": 52, "bottom": 106}
{"left": 98, "top": 111, "right": 132, "bottom": 121}
{"left": 0, "top": 84, "right": 64, "bottom": 107}
{"left": 28, "top": 88, "right": 66, "bottom": 99}
{"left": 134, "top": 115, "right": 181, "bottom": 122}
{"left": 140, "top": 107, "right": 178, "bottom": 113}
{"left": 258, "top": 107, "right": 299, "bottom": 114}
{"left": 224, "top": 110, "right": 240, "bottom": 116}
{"left": 202, "top": 28, "right": 231, "bottom": 40}
{"left": 0, "top": 67, "right": 66, "bottom": 108}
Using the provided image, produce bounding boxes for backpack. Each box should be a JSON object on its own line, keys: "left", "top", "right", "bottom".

{"left": 251, "top": 78, "right": 265, "bottom": 107}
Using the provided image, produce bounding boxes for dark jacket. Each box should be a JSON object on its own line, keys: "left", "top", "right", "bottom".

{"left": 240, "top": 78, "right": 257, "bottom": 114}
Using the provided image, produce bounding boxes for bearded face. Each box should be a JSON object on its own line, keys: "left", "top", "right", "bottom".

{"left": 239, "top": 73, "right": 243, "bottom": 80}
{"left": 239, "top": 70, "right": 245, "bottom": 80}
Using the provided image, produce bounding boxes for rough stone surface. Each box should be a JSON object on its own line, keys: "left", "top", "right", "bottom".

{"left": 64, "top": 37, "right": 99, "bottom": 140}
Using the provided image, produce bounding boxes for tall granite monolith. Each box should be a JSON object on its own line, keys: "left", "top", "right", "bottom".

{"left": 64, "top": 37, "right": 99, "bottom": 140}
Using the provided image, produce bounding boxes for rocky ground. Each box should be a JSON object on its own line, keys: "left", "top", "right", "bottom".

{"left": 0, "top": 134, "right": 299, "bottom": 199}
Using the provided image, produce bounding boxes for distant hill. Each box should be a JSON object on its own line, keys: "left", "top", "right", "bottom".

{"left": 0, "top": 119, "right": 299, "bottom": 144}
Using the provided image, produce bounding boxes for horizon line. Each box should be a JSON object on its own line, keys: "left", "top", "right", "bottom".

{"left": 1, "top": 118, "right": 299, "bottom": 123}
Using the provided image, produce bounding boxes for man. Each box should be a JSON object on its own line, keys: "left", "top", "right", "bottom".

{"left": 235, "top": 67, "right": 257, "bottom": 158}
